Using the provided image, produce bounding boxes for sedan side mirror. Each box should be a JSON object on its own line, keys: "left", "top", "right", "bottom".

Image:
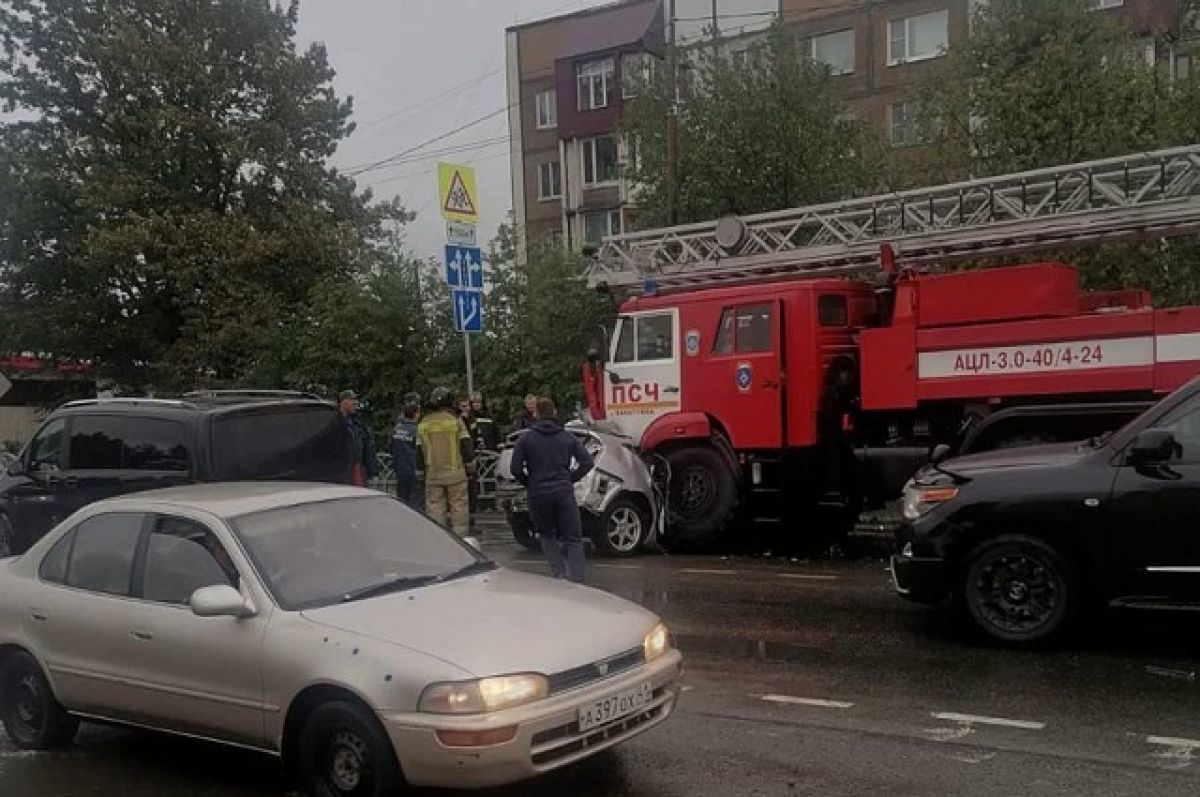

{"left": 1129, "top": 429, "right": 1179, "bottom": 466}
{"left": 190, "top": 585, "right": 256, "bottom": 618}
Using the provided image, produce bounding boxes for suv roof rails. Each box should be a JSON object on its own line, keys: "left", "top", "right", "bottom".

{"left": 182, "top": 389, "right": 324, "bottom": 401}
{"left": 63, "top": 397, "right": 197, "bottom": 409}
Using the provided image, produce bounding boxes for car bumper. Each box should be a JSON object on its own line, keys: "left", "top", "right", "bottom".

{"left": 890, "top": 550, "right": 948, "bottom": 605}
{"left": 380, "top": 649, "right": 683, "bottom": 789}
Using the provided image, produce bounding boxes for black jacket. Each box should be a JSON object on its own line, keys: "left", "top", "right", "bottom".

{"left": 510, "top": 420, "right": 594, "bottom": 499}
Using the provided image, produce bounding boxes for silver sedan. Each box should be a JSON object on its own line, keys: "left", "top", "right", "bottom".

{"left": 0, "top": 483, "right": 682, "bottom": 795}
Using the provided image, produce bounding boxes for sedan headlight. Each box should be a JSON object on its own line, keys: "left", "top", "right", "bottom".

{"left": 644, "top": 622, "right": 671, "bottom": 662}
{"left": 902, "top": 484, "right": 959, "bottom": 520}
{"left": 419, "top": 673, "right": 549, "bottom": 714}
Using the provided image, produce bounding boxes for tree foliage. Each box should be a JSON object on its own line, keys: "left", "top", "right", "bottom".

{"left": 900, "top": 0, "right": 1200, "bottom": 304}
{"left": 621, "top": 25, "right": 877, "bottom": 227}
{"left": 0, "top": 0, "right": 406, "bottom": 390}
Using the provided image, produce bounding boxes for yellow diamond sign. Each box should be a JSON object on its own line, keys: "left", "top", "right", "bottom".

{"left": 438, "top": 162, "right": 479, "bottom": 223}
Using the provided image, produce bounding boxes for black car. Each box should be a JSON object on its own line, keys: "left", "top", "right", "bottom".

{"left": 0, "top": 392, "right": 352, "bottom": 556}
{"left": 893, "top": 376, "right": 1200, "bottom": 645}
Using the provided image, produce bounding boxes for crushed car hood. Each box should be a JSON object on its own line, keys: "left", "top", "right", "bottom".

{"left": 301, "top": 567, "right": 655, "bottom": 677}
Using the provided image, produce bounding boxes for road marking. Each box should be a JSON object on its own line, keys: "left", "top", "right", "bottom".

{"left": 762, "top": 695, "right": 855, "bottom": 709}
{"left": 680, "top": 685, "right": 694, "bottom": 692}
{"left": 777, "top": 573, "right": 839, "bottom": 581}
{"left": 1147, "top": 736, "right": 1200, "bottom": 748}
{"left": 680, "top": 568, "right": 737, "bottom": 575}
{"left": 931, "top": 712, "right": 1045, "bottom": 730}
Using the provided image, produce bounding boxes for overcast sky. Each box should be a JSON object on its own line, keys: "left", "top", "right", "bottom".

{"left": 295, "top": 0, "right": 615, "bottom": 260}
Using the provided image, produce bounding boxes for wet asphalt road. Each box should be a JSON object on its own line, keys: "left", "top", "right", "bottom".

{"left": 8, "top": 524, "right": 1200, "bottom": 796}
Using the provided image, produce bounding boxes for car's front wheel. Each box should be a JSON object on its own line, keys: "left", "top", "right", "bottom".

{"left": 298, "top": 701, "right": 405, "bottom": 797}
{"left": 0, "top": 651, "right": 78, "bottom": 749}
{"left": 962, "top": 535, "right": 1075, "bottom": 645}
{"left": 590, "top": 497, "right": 650, "bottom": 557}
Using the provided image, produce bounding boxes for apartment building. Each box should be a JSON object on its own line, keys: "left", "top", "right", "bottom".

{"left": 506, "top": 0, "right": 1189, "bottom": 258}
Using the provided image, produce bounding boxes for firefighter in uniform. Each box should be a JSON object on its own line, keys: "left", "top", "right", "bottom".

{"left": 417, "top": 387, "right": 476, "bottom": 545}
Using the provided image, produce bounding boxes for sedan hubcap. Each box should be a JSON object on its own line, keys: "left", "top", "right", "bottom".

{"left": 607, "top": 507, "right": 642, "bottom": 552}
{"left": 974, "top": 553, "right": 1059, "bottom": 635}
{"left": 11, "top": 674, "right": 44, "bottom": 737}
{"left": 328, "top": 731, "right": 367, "bottom": 792}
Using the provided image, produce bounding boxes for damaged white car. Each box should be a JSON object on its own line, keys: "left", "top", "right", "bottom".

{"left": 496, "top": 423, "right": 662, "bottom": 557}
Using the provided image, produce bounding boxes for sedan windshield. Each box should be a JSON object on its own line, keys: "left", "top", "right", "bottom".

{"left": 231, "top": 496, "right": 486, "bottom": 610}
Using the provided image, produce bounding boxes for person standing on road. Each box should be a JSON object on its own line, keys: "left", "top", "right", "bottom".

{"left": 339, "top": 390, "right": 377, "bottom": 487}
{"left": 510, "top": 397, "right": 594, "bottom": 583}
{"left": 391, "top": 392, "right": 422, "bottom": 510}
{"left": 470, "top": 393, "right": 500, "bottom": 452}
{"left": 418, "top": 387, "right": 477, "bottom": 546}
{"left": 512, "top": 393, "right": 538, "bottom": 432}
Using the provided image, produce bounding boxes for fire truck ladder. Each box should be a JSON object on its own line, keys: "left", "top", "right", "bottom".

{"left": 587, "top": 145, "right": 1200, "bottom": 292}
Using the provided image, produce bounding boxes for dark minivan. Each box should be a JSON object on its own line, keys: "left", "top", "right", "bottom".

{"left": 0, "top": 392, "right": 352, "bottom": 555}
{"left": 893, "top": 376, "right": 1200, "bottom": 645}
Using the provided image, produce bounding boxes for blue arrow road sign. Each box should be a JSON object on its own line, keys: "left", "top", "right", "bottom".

{"left": 444, "top": 244, "right": 484, "bottom": 289}
{"left": 452, "top": 288, "right": 483, "bottom": 333}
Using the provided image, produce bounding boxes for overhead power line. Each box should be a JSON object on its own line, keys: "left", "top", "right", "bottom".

{"left": 344, "top": 101, "right": 516, "bottom": 177}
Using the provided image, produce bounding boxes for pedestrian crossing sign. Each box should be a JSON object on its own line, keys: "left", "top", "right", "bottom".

{"left": 438, "top": 162, "right": 479, "bottom": 222}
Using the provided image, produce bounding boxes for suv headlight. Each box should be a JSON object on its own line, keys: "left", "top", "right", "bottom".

{"left": 419, "top": 673, "right": 549, "bottom": 714}
{"left": 902, "top": 484, "right": 959, "bottom": 520}
{"left": 644, "top": 622, "right": 671, "bottom": 662}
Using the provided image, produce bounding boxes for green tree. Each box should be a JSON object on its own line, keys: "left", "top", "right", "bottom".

{"left": 0, "top": 0, "right": 404, "bottom": 390}
{"left": 621, "top": 25, "right": 877, "bottom": 227}
{"left": 900, "top": 0, "right": 1200, "bottom": 305}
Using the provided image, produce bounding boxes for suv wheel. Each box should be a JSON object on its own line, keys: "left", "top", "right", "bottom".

{"left": 590, "top": 497, "right": 650, "bottom": 557}
{"left": 962, "top": 535, "right": 1074, "bottom": 645}
{"left": 0, "top": 651, "right": 79, "bottom": 749}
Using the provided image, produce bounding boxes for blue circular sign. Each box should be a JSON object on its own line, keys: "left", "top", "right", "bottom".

{"left": 736, "top": 363, "right": 753, "bottom": 391}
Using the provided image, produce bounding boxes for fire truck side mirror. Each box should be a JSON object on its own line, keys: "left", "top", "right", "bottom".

{"left": 586, "top": 347, "right": 603, "bottom": 365}
{"left": 929, "top": 444, "right": 952, "bottom": 465}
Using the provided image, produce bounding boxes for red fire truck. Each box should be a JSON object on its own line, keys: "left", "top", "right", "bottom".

{"left": 580, "top": 146, "right": 1200, "bottom": 549}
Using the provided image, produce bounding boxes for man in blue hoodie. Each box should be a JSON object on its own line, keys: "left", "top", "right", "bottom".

{"left": 510, "top": 397, "right": 594, "bottom": 583}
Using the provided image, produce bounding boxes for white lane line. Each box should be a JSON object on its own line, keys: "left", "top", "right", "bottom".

{"left": 777, "top": 573, "right": 839, "bottom": 581}
{"left": 1147, "top": 736, "right": 1200, "bottom": 748}
{"left": 762, "top": 694, "right": 855, "bottom": 709}
{"left": 679, "top": 568, "right": 737, "bottom": 575}
{"left": 931, "top": 712, "right": 1045, "bottom": 730}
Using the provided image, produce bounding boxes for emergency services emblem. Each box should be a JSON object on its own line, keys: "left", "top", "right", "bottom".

{"left": 736, "top": 362, "right": 753, "bottom": 392}
{"left": 685, "top": 329, "right": 701, "bottom": 356}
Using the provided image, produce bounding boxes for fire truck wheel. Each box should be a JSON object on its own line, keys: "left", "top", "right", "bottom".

{"left": 961, "top": 535, "right": 1076, "bottom": 646}
{"left": 662, "top": 445, "right": 736, "bottom": 551}
{"left": 505, "top": 510, "right": 541, "bottom": 552}
{"left": 589, "top": 497, "right": 650, "bottom": 557}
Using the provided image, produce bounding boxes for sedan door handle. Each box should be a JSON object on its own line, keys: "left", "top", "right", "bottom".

{"left": 130, "top": 629, "right": 154, "bottom": 642}
{"left": 30, "top": 610, "right": 47, "bottom": 622}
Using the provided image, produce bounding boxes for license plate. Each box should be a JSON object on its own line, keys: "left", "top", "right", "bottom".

{"left": 578, "top": 682, "right": 652, "bottom": 732}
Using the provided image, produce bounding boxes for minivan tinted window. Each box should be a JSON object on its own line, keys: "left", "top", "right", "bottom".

{"left": 210, "top": 406, "right": 351, "bottom": 483}
{"left": 69, "top": 416, "right": 123, "bottom": 469}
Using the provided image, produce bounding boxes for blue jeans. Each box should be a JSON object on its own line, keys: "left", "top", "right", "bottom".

{"left": 529, "top": 492, "right": 586, "bottom": 584}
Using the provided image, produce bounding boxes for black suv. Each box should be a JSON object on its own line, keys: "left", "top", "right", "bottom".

{"left": 0, "top": 392, "right": 352, "bottom": 555}
{"left": 893, "top": 376, "right": 1200, "bottom": 645}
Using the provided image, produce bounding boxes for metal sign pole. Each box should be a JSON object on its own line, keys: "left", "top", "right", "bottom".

{"left": 464, "top": 331, "right": 474, "bottom": 397}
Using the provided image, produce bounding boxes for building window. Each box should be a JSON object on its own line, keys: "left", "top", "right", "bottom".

{"left": 888, "top": 10, "right": 949, "bottom": 65}
{"left": 1128, "top": 38, "right": 1156, "bottom": 68}
{"left": 537, "top": 161, "right": 562, "bottom": 200}
{"left": 622, "top": 52, "right": 656, "bottom": 97}
{"left": 582, "top": 136, "right": 619, "bottom": 186}
{"left": 577, "top": 57, "right": 615, "bottom": 110}
{"left": 889, "top": 101, "right": 915, "bottom": 146}
{"left": 583, "top": 209, "right": 622, "bottom": 245}
{"left": 535, "top": 90, "right": 556, "bottom": 129}
{"left": 1174, "top": 52, "right": 1192, "bottom": 81}
{"left": 809, "top": 29, "right": 855, "bottom": 75}
{"left": 1093, "top": 0, "right": 1123, "bottom": 8}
